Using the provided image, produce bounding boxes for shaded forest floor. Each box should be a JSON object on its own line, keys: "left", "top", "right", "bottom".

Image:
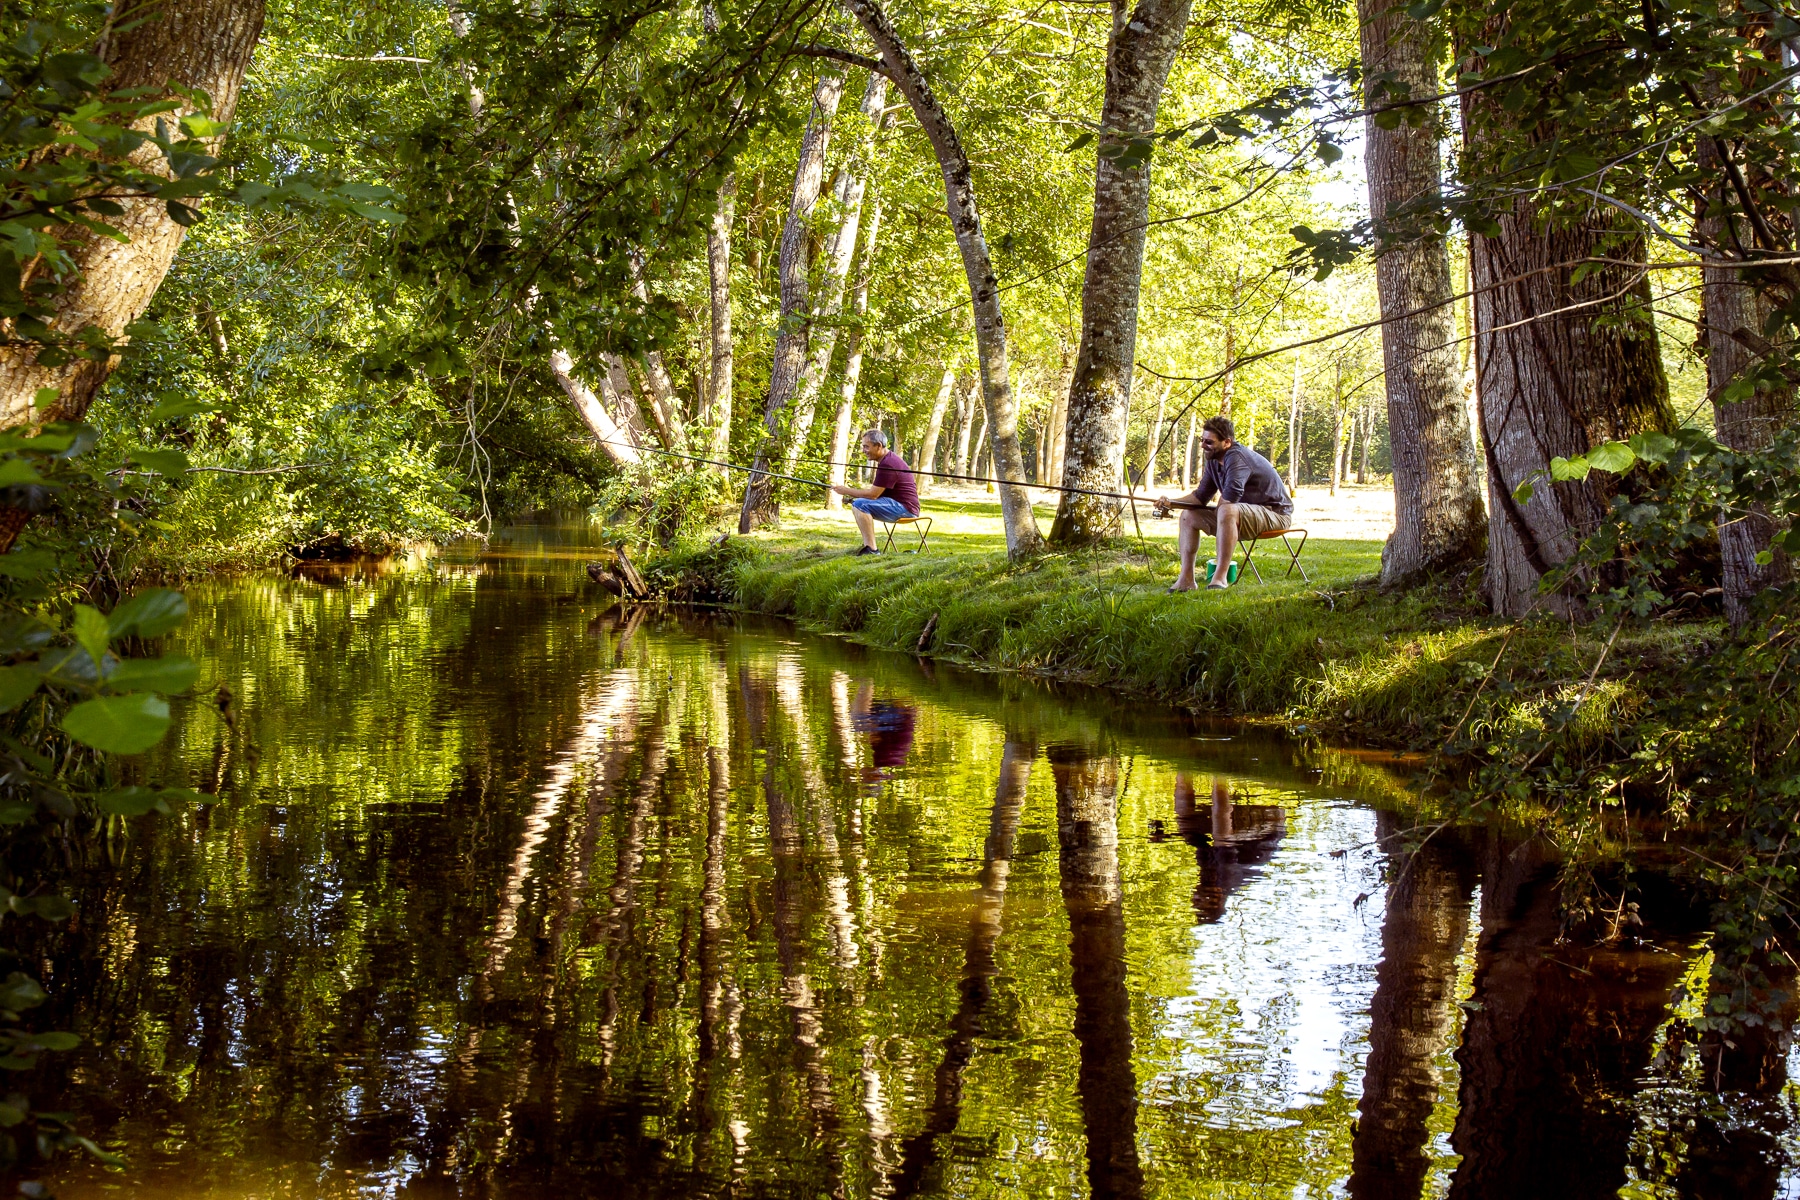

{"left": 658, "top": 488, "right": 1717, "bottom": 751}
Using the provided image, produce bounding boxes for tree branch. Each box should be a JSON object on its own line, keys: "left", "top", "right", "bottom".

{"left": 789, "top": 44, "right": 893, "bottom": 79}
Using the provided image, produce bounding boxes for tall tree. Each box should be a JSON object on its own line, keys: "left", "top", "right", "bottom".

{"left": 838, "top": 0, "right": 1044, "bottom": 556}
{"left": 782, "top": 73, "right": 888, "bottom": 480}
{"left": 1049, "top": 0, "right": 1196, "bottom": 546}
{"left": 704, "top": 177, "right": 737, "bottom": 471}
{"left": 824, "top": 187, "right": 886, "bottom": 509}
{"left": 1358, "top": 0, "right": 1487, "bottom": 583}
{"left": 916, "top": 365, "right": 957, "bottom": 489}
{"left": 0, "top": 0, "right": 267, "bottom": 429}
{"left": 737, "top": 67, "right": 847, "bottom": 531}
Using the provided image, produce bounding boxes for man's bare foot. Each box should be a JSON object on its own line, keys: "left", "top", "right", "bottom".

{"left": 1206, "top": 580, "right": 1230, "bottom": 591}
{"left": 1166, "top": 582, "right": 1196, "bottom": 593}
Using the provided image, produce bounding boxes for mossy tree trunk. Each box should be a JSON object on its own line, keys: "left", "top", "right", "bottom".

{"left": 1049, "top": 0, "right": 1194, "bottom": 547}
{"left": 1360, "top": 0, "right": 1487, "bottom": 583}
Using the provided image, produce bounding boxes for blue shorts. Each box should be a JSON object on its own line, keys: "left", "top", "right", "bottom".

{"left": 851, "top": 497, "right": 913, "bottom": 522}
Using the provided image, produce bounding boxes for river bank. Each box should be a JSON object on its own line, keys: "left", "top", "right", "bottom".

{"left": 649, "top": 493, "right": 1716, "bottom": 754}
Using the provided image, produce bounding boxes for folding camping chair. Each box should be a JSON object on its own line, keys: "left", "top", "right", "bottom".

{"left": 1236, "top": 527, "right": 1310, "bottom": 583}
{"left": 878, "top": 514, "right": 934, "bottom": 554}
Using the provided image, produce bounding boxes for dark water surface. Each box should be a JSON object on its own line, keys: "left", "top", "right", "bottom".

{"left": 37, "top": 527, "right": 1800, "bottom": 1198}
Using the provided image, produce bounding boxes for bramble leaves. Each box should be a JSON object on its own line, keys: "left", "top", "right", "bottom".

{"left": 60, "top": 693, "right": 171, "bottom": 755}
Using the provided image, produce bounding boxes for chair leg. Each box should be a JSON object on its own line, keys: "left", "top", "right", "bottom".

{"left": 1239, "top": 537, "right": 1264, "bottom": 584}
{"left": 881, "top": 522, "right": 897, "bottom": 554}
{"left": 915, "top": 518, "right": 932, "bottom": 553}
{"left": 1282, "top": 531, "right": 1310, "bottom": 582}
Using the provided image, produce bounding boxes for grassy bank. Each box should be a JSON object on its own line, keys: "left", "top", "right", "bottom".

{"left": 654, "top": 494, "right": 1715, "bottom": 749}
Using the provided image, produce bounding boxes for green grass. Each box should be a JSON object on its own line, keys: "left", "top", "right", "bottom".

{"left": 656, "top": 494, "right": 1717, "bottom": 747}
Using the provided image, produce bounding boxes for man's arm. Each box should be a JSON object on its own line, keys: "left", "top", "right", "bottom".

{"left": 831, "top": 483, "right": 887, "bottom": 499}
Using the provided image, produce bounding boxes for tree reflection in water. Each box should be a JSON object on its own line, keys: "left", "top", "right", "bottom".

{"left": 28, "top": 553, "right": 1799, "bottom": 1199}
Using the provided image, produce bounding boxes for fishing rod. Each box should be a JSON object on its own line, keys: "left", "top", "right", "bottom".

{"left": 596, "top": 437, "right": 1207, "bottom": 509}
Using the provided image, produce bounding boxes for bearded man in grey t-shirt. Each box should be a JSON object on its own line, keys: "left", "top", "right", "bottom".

{"left": 1153, "top": 415, "right": 1294, "bottom": 592}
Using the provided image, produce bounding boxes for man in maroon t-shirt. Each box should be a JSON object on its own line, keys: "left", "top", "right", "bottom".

{"left": 830, "top": 429, "right": 920, "bottom": 555}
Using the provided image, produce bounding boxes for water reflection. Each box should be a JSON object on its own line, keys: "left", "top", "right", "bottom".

{"left": 30, "top": 537, "right": 1800, "bottom": 1198}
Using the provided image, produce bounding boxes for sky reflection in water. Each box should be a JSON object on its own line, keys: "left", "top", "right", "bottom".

{"left": 38, "top": 528, "right": 1800, "bottom": 1198}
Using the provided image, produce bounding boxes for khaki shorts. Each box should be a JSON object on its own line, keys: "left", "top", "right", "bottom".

{"left": 1192, "top": 502, "right": 1292, "bottom": 540}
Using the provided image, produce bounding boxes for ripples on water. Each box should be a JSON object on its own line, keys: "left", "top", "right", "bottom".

{"left": 37, "top": 527, "right": 1800, "bottom": 1198}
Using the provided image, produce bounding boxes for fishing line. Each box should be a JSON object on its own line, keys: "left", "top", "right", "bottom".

{"left": 595, "top": 437, "right": 1208, "bottom": 509}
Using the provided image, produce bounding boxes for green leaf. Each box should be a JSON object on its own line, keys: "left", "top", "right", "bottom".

{"left": 0, "top": 1102, "right": 25, "bottom": 1128}
{"left": 147, "top": 393, "right": 215, "bottom": 422}
{"left": 70, "top": 605, "right": 109, "bottom": 670}
{"left": 25, "top": 1032, "right": 79, "bottom": 1052}
{"left": 0, "top": 667, "right": 41, "bottom": 714}
{"left": 31, "top": 388, "right": 58, "bottom": 411}
{"left": 0, "top": 974, "right": 46, "bottom": 1013}
{"left": 1586, "top": 441, "right": 1636, "bottom": 473}
{"left": 1549, "top": 455, "right": 1591, "bottom": 481}
{"left": 1628, "top": 430, "right": 1677, "bottom": 464}
{"left": 0, "top": 460, "right": 45, "bottom": 488}
{"left": 106, "top": 654, "right": 198, "bottom": 695}
{"left": 129, "top": 448, "right": 189, "bottom": 476}
{"left": 1512, "top": 480, "right": 1535, "bottom": 504}
{"left": 1756, "top": 550, "right": 1774, "bottom": 566}
{"left": 107, "top": 589, "right": 188, "bottom": 638}
{"left": 94, "top": 787, "right": 167, "bottom": 816}
{"left": 60, "top": 693, "right": 170, "bottom": 754}
{"left": 0, "top": 551, "right": 56, "bottom": 583}
{"left": 1063, "top": 132, "right": 1094, "bottom": 152}
{"left": 347, "top": 204, "right": 405, "bottom": 225}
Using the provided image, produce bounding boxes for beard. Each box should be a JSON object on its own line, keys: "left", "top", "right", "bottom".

{"left": 1203, "top": 444, "right": 1227, "bottom": 461}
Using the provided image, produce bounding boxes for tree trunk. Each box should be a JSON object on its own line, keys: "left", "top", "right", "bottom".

{"left": 550, "top": 350, "right": 644, "bottom": 467}
{"left": 954, "top": 377, "right": 978, "bottom": 475}
{"left": 737, "top": 67, "right": 847, "bottom": 531}
{"left": 0, "top": 0, "right": 267, "bottom": 429}
{"left": 1360, "top": 0, "right": 1488, "bottom": 583}
{"left": 1046, "top": 385, "right": 1069, "bottom": 490}
{"left": 1330, "top": 379, "right": 1346, "bottom": 498}
{"left": 1359, "top": 398, "right": 1372, "bottom": 483}
{"left": 1048, "top": 0, "right": 1195, "bottom": 546}
{"left": 1050, "top": 745, "right": 1146, "bottom": 1200}
{"left": 627, "top": 250, "right": 685, "bottom": 450}
{"left": 917, "top": 365, "right": 956, "bottom": 490}
{"left": 824, "top": 193, "right": 885, "bottom": 510}
{"left": 1471, "top": 219, "right": 1674, "bottom": 616}
{"left": 1142, "top": 383, "right": 1165, "bottom": 490}
{"left": 1698, "top": 157, "right": 1794, "bottom": 623}
{"left": 783, "top": 74, "right": 889, "bottom": 480}
{"left": 704, "top": 175, "right": 736, "bottom": 472}
{"left": 1287, "top": 364, "right": 1303, "bottom": 491}
{"left": 839, "top": 0, "right": 1044, "bottom": 556}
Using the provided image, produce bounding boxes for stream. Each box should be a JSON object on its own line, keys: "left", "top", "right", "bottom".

{"left": 37, "top": 523, "right": 1800, "bottom": 1198}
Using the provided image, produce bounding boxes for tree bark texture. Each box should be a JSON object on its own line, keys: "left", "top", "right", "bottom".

{"left": 783, "top": 74, "right": 888, "bottom": 484}
{"left": 550, "top": 349, "right": 643, "bottom": 467}
{"left": 627, "top": 249, "right": 684, "bottom": 449}
{"left": 824, "top": 193, "right": 884, "bottom": 510}
{"left": 1048, "top": 0, "right": 1195, "bottom": 546}
{"left": 1286, "top": 367, "right": 1302, "bottom": 490}
{"left": 737, "top": 68, "right": 846, "bottom": 531}
{"left": 1049, "top": 745, "right": 1145, "bottom": 1200}
{"left": 1360, "top": 0, "right": 1488, "bottom": 583}
{"left": 917, "top": 365, "right": 956, "bottom": 488}
{"left": 952, "top": 375, "right": 977, "bottom": 476}
{"left": 1471, "top": 218, "right": 1674, "bottom": 616}
{"left": 1698, "top": 152, "right": 1794, "bottom": 622}
{"left": 839, "top": 0, "right": 1044, "bottom": 555}
{"left": 1348, "top": 814, "right": 1476, "bottom": 1200}
{"left": 1142, "top": 382, "right": 1165, "bottom": 489}
{"left": 0, "top": 0, "right": 267, "bottom": 430}
{"left": 705, "top": 175, "right": 737, "bottom": 471}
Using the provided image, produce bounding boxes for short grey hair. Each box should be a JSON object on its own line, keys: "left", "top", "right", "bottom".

{"left": 860, "top": 428, "right": 889, "bottom": 449}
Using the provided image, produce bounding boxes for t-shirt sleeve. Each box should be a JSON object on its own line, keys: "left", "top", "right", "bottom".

{"left": 870, "top": 462, "right": 895, "bottom": 494}
{"left": 1194, "top": 461, "right": 1218, "bottom": 504}
{"left": 1218, "top": 453, "right": 1248, "bottom": 504}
